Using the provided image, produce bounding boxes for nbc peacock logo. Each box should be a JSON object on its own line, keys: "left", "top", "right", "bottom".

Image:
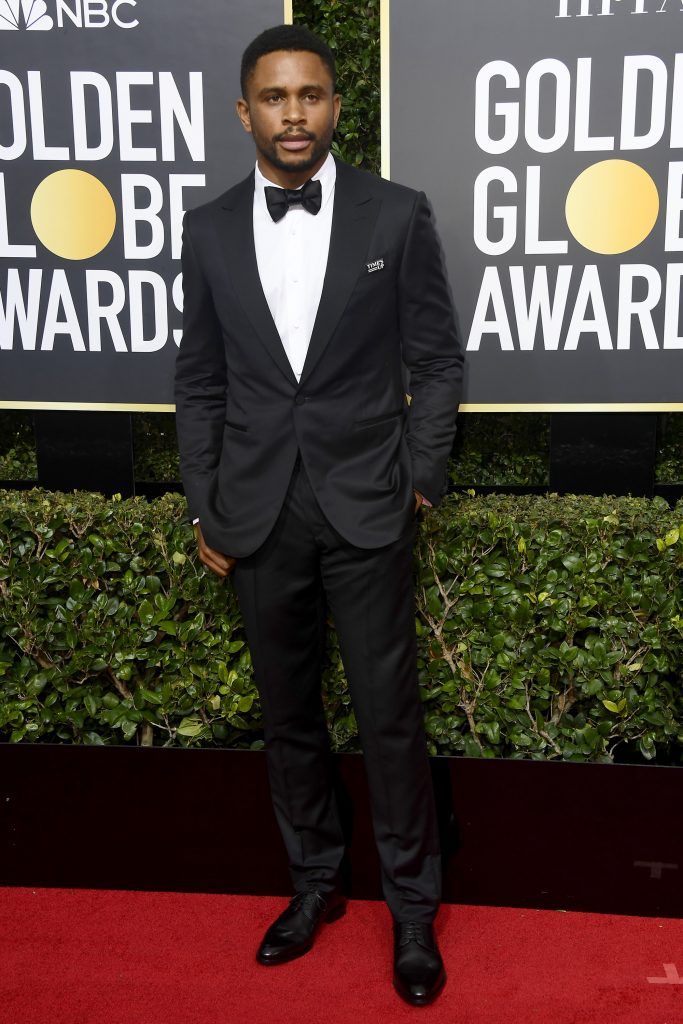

{"left": 0, "top": 0, "right": 53, "bottom": 29}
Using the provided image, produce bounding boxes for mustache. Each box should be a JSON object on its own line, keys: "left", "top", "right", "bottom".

{"left": 274, "top": 130, "right": 316, "bottom": 141}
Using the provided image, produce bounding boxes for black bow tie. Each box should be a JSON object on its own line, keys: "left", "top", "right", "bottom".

{"left": 263, "top": 177, "right": 322, "bottom": 223}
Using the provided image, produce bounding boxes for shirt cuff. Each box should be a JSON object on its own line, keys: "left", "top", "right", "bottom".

{"left": 192, "top": 517, "right": 200, "bottom": 525}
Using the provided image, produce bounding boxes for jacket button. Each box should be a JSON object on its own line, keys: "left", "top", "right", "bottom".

{"left": 295, "top": 394, "right": 307, "bottom": 405}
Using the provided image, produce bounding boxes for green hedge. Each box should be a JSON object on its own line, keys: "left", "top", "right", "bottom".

{"left": 1, "top": 487, "right": 681, "bottom": 762}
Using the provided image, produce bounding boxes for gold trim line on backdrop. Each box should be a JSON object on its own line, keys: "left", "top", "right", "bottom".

{"left": 459, "top": 404, "right": 683, "bottom": 412}
{"left": 0, "top": 402, "right": 178, "bottom": 412}
{"left": 3, "top": 402, "right": 683, "bottom": 413}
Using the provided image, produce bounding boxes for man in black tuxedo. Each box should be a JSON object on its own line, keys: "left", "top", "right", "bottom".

{"left": 174, "top": 23, "right": 463, "bottom": 1006}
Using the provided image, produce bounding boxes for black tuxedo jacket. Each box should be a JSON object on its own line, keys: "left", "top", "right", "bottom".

{"left": 174, "top": 154, "right": 464, "bottom": 558}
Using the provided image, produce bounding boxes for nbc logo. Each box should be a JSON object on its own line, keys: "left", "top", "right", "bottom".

{"left": 0, "top": 0, "right": 53, "bottom": 29}
{"left": 0, "top": 0, "right": 138, "bottom": 29}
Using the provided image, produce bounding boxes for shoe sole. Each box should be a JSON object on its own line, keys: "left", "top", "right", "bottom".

{"left": 255, "top": 899, "right": 347, "bottom": 966}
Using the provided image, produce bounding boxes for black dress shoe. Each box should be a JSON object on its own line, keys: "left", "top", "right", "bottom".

{"left": 392, "top": 921, "right": 446, "bottom": 1005}
{"left": 256, "top": 887, "right": 347, "bottom": 966}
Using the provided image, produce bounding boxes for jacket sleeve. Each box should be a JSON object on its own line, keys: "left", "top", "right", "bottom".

{"left": 397, "top": 190, "right": 464, "bottom": 507}
{"left": 174, "top": 210, "right": 228, "bottom": 525}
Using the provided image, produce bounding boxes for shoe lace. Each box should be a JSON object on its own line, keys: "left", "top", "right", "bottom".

{"left": 290, "top": 886, "right": 327, "bottom": 916}
{"left": 398, "top": 921, "right": 428, "bottom": 946}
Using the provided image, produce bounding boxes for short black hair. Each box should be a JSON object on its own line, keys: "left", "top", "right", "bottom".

{"left": 240, "top": 24, "right": 337, "bottom": 99}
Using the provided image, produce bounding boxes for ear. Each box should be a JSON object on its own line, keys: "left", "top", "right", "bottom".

{"left": 235, "top": 97, "right": 252, "bottom": 134}
{"left": 333, "top": 93, "right": 341, "bottom": 130}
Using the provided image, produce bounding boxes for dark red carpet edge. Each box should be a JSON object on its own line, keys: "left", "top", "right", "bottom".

{"left": 1, "top": 888, "right": 681, "bottom": 1023}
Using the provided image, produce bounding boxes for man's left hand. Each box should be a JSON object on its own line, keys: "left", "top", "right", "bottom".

{"left": 414, "top": 489, "right": 428, "bottom": 513}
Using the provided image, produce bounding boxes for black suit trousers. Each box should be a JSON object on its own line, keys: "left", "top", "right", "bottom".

{"left": 230, "top": 449, "right": 442, "bottom": 923}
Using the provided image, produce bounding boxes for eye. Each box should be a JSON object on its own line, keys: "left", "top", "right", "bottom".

{"left": 266, "top": 95, "right": 282, "bottom": 103}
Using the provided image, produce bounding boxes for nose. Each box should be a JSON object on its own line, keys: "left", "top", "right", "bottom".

{"left": 282, "top": 97, "right": 306, "bottom": 126}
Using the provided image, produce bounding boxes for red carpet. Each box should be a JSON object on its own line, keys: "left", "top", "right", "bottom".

{"left": 1, "top": 888, "right": 681, "bottom": 1023}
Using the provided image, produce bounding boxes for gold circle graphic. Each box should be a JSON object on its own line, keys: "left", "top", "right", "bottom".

{"left": 30, "top": 169, "right": 116, "bottom": 260}
{"left": 565, "top": 159, "right": 658, "bottom": 255}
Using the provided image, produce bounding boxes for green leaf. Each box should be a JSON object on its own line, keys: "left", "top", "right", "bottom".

{"left": 138, "top": 600, "right": 154, "bottom": 625}
{"left": 138, "top": 688, "right": 163, "bottom": 705}
{"left": 84, "top": 694, "right": 99, "bottom": 716}
{"left": 177, "top": 717, "right": 203, "bottom": 737}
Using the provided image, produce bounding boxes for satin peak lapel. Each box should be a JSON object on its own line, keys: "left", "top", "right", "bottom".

{"left": 298, "top": 158, "right": 380, "bottom": 388}
{"left": 219, "top": 171, "right": 299, "bottom": 388}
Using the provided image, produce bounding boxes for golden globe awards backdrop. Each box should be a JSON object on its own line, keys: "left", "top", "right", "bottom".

{"left": 0, "top": 0, "right": 289, "bottom": 410}
{"left": 387, "top": 0, "right": 683, "bottom": 409}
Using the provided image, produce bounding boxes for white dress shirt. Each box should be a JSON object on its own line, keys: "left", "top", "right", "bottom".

{"left": 253, "top": 149, "right": 336, "bottom": 382}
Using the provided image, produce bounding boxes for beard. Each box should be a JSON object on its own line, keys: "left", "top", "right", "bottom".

{"left": 255, "top": 122, "right": 335, "bottom": 174}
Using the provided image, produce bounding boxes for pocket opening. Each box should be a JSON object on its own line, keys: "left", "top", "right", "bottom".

{"left": 354, "top": 407, "right": 404, "bottom": 428}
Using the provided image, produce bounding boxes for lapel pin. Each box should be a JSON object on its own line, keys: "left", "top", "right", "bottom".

{"left": 366, "top": 259, "right": 384, "bottom": 273}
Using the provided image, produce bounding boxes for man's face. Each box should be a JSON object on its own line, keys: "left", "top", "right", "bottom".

{"left": 236, "top": 49, "right": 341, "bottom": 183}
